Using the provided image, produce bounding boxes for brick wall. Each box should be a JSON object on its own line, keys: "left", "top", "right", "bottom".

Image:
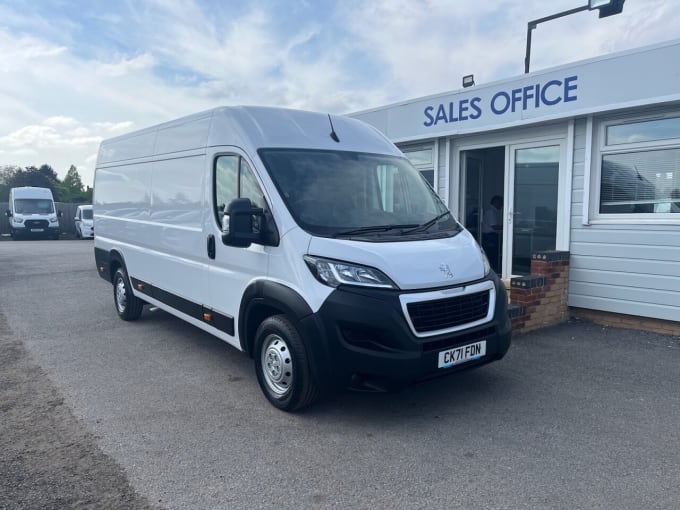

{"left": 509, "top": 251, "right": 570, "bottom": 334}
{"left": 507, "top": 250, "right": 679, "bottom": 336}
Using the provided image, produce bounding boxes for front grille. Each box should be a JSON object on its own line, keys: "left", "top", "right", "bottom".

{"left": 24, "top": 220, "right": 49, "bottom": 229}
{"left": 406, "top": 290, "right": 490, "bottom": 334}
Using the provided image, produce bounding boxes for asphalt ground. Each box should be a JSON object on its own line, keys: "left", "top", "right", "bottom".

{"left": 1, "top": 238, "right": 679, "bottom": 509}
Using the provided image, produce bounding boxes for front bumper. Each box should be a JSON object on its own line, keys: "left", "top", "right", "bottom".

{"left": 301, "top": 273, "right": 511, "bottom": 389}
{"left": 12, "top": 222, "right": 60, "bottom": 237}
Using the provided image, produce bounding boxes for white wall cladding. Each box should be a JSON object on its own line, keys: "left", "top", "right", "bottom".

{"left": 568, "top": 117, "right": 680, "bottom": 321}
{"left": 437, "top": 138, "right": 448, "bottom": 203}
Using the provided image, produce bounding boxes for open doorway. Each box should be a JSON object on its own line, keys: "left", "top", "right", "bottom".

{"left": 461, "top": 147, "right": 505, "bottom": 273}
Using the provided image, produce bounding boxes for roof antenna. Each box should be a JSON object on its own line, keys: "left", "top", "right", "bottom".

{"left": 328, "top": 114, "right": 340, "bottom": 143}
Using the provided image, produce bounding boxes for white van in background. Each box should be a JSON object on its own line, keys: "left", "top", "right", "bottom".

{"left": 74, "top": 204, "right": 94, "bottom": 239}
{"left": 5, "top": 186, "right": 61, "bottom": 239}
{"left": 93, "top": 106, "right": 511, "bottom": 411}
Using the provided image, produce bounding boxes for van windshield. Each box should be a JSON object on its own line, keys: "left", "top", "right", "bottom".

{"left": 14, "top": 199, "right": 54, "bottom": 214}
{"left": 259, "top": 149, "right": 461, "bottom": 239}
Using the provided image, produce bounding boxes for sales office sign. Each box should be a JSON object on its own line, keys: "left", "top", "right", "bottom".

{"left": 351, "top": 41, "right": 680, "bottom": 140}
{"left": 422, "top": 75, "right": 578, "bottom": 128}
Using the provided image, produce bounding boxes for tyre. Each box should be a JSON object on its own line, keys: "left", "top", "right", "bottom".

{"left": 254, "top": 315, "right": 320, "bottom": 412}
{"left": 113, "top": 267, "right": 144, "bottom": 321}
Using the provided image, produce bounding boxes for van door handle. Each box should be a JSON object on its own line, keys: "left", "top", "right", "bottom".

{"left": 207, "top": 234, "right": 216, "bottom": 259}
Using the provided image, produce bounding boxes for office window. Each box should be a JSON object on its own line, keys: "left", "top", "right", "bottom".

{"left": 402, "top": 145, "right": 436, "bottom": 188}
{"left": 606, "top": 117, "right": 680, "bottom": 145}
{"left": 598, "top": 115, "right": 680, "bottom": 216}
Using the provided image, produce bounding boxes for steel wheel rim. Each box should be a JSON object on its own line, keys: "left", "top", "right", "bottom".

{"left": 115, "top": 277, "right": 127, "bottom": 313}
{"left": 261, "top": 334, "right": 293, "bottom": 396}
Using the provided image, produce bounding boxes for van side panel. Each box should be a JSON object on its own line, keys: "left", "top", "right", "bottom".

{"left": 97, "top": 130, "right": 158, "bottom": 165}
{"left": 95, "top": 151, "right": 209, "bottom": 312}
{"left": 154, "top": 115, "right": 212, "bottom": 155}
{"left": 147, "top": 153, "right": 207, "bottom": 302}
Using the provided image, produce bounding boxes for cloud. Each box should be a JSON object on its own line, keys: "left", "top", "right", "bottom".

{"left": 96, "top": 53, "right": 156, "bottom": 77}
{"left": 43, "top": 116, "right": 79, "bottom": 128}
{"left": 0, "top": 122, "right": 101, "bottom": 158}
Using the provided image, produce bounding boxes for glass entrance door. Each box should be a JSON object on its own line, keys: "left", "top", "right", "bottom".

{"left": 508, "top": 145, "right": 560, "bottom": 275}
{"left": 461, "top": 147, "right": 505, "bottom": 273}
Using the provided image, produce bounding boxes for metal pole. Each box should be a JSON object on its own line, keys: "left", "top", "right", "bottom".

{"left": 524, "top": 4, "right": 590, "bottom": 74}
{"left": 524, "top": 22, "right": 535, "bottom": 74}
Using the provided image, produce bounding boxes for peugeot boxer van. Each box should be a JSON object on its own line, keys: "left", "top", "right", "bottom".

{"left": 93, "top": 106, "right": 511, "bottom": 411}
{"left": 6, "top": 186, "right": 61, "bottom": 239}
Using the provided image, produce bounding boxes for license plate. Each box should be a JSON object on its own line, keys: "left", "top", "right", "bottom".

{"left": 30, "top": 228, "right": 44, "bottom": 232}
{"left": 438, "top": 340, "right": 486, "bottom": 369}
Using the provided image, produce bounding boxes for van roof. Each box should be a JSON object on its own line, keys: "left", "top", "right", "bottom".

{"left": 11, "top": 187, "right": 55, "bottom": 199}
{"left": 97, "top": 106, "right": 401, "bottom": 165}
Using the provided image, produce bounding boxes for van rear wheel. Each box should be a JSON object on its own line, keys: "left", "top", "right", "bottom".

{"left": 254, "top": 315, "right": 320, "bottom": 412}
{"left": 113, "top": 268, "right": 144, "bottom": 321}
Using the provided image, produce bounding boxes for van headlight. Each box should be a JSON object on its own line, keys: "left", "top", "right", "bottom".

{"left": 304, "top": 255, "right": 396, "bottom": 289}
{"left": 479, "top": 245, "right": 491, "bottom": 276}
{"left": 13, "top": 217, "right": 23, "bottom": 224}
{"left": 49, "top": 217, "right": 58, "bottom": 223}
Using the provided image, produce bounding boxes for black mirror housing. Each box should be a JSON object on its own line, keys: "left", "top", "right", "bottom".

{"left": 5, "top": 210, "right": 11, "bottom": 218}
{"left": 221, "top": 198, "right": 264, "bottom": 248}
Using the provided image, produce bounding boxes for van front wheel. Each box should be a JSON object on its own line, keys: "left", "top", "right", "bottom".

{"left": 113, "top": 268, "right": 144, "bottom": 321}
{"left": 254, "top": 315, "right": 320, "bottom": 412}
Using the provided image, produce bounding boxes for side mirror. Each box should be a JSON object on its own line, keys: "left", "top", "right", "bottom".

{"left": 58, "top": 211, "right": 63, "bottom": 218}
{"left": 221, "top": 198, "right": 264, "bottom": 248}
{"left": 5, "top": 210, "right": 11, "bottom": 218}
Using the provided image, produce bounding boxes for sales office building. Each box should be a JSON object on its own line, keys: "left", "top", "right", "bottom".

{"left": 350, "top": 40, "right": 680, "bottom": 328}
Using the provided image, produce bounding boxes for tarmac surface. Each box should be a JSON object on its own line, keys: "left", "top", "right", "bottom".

{"left": 1, "top": 239, "right": 679, "bottom": 509}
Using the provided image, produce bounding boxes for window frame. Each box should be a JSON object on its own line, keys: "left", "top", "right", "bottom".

{"left": 212, "top": 152, "right": 269, "bottom": 229}
{"left": 592, "top": 110, "right": 680, "bottom": 224}
{"left": 399, "top": 141, "right": 439, "bottom": 191}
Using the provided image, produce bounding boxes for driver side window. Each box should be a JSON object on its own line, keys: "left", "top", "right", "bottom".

{"left": 213, "top": 155, "right": 265, "bottom": 225}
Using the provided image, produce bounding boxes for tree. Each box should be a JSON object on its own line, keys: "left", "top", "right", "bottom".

{"left": 1, "top": 163, "right": 91, "bottom": 203}
{"left": 61, "top": 165, "right": 89, "bottom": 203}
{"left": 37, "top": 164, "right": 60, "bottom": 184}
{"left": 63, "top": 165, "right": 83, "bottom": 193}
{"left": 4, "top": 167, "right": 60, "bottom": 199}
{"left": 0, "top": 165, "right": 21, "bottom": 201}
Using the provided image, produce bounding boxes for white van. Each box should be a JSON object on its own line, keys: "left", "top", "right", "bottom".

{"left": 5, "top": 186, "right": 61, "bottom": 239}
{"left": 74, "top": 204, "right": 94, "bottom": 239}
{"left": 93, "top": 106, "right": 511, "bottom": 411}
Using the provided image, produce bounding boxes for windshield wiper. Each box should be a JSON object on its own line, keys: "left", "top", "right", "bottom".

{"left": 402, "top": 211, "right": 452, "bottom": 234}
{"left": 333, "top": 224, "right": 419, "bottom": 238}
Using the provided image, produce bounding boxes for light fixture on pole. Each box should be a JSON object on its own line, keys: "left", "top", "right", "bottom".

{"left": 524, "top": 0, "right": 625, "bottom": 74}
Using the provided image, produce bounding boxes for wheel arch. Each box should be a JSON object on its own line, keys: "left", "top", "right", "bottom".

{"left": 95, "top": 247, "right": 127, "bottom": 284}
{"left": 238, "top": 280, "right": 314, "bottom": 358}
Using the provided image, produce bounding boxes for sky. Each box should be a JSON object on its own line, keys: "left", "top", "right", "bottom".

{"left": 0, "top": 0, "right": 678, "bottom": 187}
